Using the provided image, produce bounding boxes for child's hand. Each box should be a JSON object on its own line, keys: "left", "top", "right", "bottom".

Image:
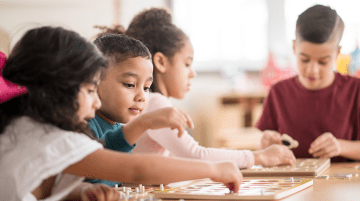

{"left": 309, "top": 132, "right": 341, "bottom": 158}
{"left": 210, "top": 161, "right": 243, "bottom": 193}
{"left": 142, "top": 107, "right": 194, "bottom": 137}
{"left": 81, "top": 184, "right": 120, "bottom": 201}
{"left": 253, "top": 144, "right": 296, "bottom": 167}
{"left": 258, "top": 130, "right": 282, "bottom": 150}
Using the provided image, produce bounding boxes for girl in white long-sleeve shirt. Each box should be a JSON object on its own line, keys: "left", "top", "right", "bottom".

{"left": 126, "top": 8, "right": 297, "bottom": 168}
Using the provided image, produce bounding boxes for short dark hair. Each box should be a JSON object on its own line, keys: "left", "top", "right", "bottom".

{"left": 125, "top": 8, "right": 188, "bottom": 92}
{"left": 93, "top": 33, "right": 151, "bottom": 65}
{"left": 296, "top": 4, "right": 344, "bottom": 44}
{"left": 0, "top": 26, "right": 107, "bottom": 136}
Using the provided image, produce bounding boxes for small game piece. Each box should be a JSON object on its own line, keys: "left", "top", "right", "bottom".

{"left": 355, "top": 165, "right": 360, "bottom": 170}
{"left": 333, "top": 173, "right": 355, "bottom": 179}
{"left": 160, "top": 184, "right": 164, "bottom": 191}
{"left": 122, "top": 186, "right": 126, "bottom": 192}
{"left": 317, "top": 175, "right": 329, "bottom": 179}
{"left": 115, "top": 184, "right": 118, "bottom": 188}
{"left": 281, "top": 134, "right": 299, "bottom": 149}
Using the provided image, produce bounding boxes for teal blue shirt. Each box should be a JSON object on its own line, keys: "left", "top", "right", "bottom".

{"left": 85, "top": 115, "right": 135, "bottom": 187}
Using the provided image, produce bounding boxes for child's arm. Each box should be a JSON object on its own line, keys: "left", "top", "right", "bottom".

{"left": 253, "top": 144, "right": 296, "bottom": 167}
{"left": 62, "top": 149, "right": 242, "bottom": 192}
{"left": 257, "top": 130, "right": 282, "bottom": 150}
{"left": 309, "top": 132, "right": 360, "bottom": 160}
{"left": 122, "top": 107, "right": 194, "bottom": 145}
{"left": 62, "top": 182, "right": 120, "bottom": 201}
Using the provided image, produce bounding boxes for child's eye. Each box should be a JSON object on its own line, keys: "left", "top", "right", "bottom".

{"left": 319, "top": 61, "right": 327, "bottom": 65}
{"left": 144, "top": 87, "right": 150, "bottom": 92}
{"left": 123, "top": 83, "right": 135, "bottom": 88}
{"left": 185, "top": 63, "right": 191, "bottom": 67}
{"left": 88, "top": 89, "right": 95, "bottom": 93}
{"left": 301, "top": 59, "right": 309, "bottom": 63}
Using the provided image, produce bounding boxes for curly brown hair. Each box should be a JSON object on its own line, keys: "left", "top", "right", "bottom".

{"left": 94, "top": 24, "right": 126, "bottom": 39}
{"left": 125, "top": 8, "right": 188, "bottom": 93}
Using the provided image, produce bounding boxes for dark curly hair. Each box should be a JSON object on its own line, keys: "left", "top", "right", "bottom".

{"left": 296, "top": 4, "right": 344, "bottom": 44}
{"left": 94, "top": 24, "right": 126, "bottom": 39}
{"left": 0, "top": 26, "right": 107, "bottom": 138}
{"left": 125, "top": 8, "right": 188, "bottom": 92}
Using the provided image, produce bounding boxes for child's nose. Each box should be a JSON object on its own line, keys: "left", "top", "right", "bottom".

{"left": 307, "top": 62, "right": 320, "bottom": 75}
{"left": 136, "top": 90, "right": 146, "bottom": 102}
{"left": 189, "top": 67, "right": 197, "bottom": 78}
{"left": 94, "top": 92, "right": 102, "bottom": 109}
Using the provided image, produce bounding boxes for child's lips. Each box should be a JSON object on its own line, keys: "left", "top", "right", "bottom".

{"left": 308, "top": 77, "right": 316, "bottom": 82}
{"left": 129, "top": 108, "right": 141, "bottom": 114}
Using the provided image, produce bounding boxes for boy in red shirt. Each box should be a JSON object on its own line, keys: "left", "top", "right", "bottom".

{"left": 256, "top": 4, "right": 360, "bottom": 162}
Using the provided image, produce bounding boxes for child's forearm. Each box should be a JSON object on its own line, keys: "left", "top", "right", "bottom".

{"left": 339, "top": 140, "right": 360, "bottom": 160}
{"left": 122, "top": 116, "right": 148, "bottom": 145}
{"left": 63, "top": 149, "right": 217, "bottom": 185}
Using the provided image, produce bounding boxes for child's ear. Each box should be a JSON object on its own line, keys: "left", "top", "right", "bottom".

{"left": 292, "top": 40, "right": 296, "bottom": 54}
{"left": 153, "top": 52, "right": 167, "bottom": 73}
{"left": 337, "top": 46, "right": 342, "bottom": 56}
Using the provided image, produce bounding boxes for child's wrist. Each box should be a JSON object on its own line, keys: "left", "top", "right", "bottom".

{"left": 252, "top": 151, "right": 264, "bottom": 166}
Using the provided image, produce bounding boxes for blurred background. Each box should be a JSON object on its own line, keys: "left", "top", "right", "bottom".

{"left": 1, "top": 0, "right": 360, "bottom": 150}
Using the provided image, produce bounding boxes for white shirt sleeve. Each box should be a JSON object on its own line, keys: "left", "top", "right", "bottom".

{"left": 0, "top": 117, "right": 103, "bottom": 201}
{"left": 144, "top": 93, "right": 254, "bottom": 169}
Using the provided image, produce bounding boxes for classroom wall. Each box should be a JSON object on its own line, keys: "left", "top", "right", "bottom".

{"left": 0, "top": 0, "right": 112, "bottom": 55}
{"left": 0, "top": 0, "right": 172, "bottom": 56}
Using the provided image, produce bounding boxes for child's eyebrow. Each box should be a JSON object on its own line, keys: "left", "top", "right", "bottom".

{"left": 122, "top": 72, "right": 138, "bottom": 78}
{"left": 300, "top": 53, "right": 331, "bottom": 59}
{"left": 122, "top": 72, "right": 153, "bottom": 81}
{"left": 91, "top": 81, "right": 99, "bottom": 87}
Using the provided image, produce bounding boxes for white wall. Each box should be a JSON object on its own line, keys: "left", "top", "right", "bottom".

{"left": 0, "top": 0, "right": 113, "bottom": 55}
{"left": 0, "top": 0, "right": 172, "bottom": 56}
{"left": 118, "top": 0, "right": 171, "bottom": 28}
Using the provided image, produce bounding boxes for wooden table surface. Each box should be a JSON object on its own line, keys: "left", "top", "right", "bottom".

{"left": 161, "top": 162, "right": 360, "bottom": 201}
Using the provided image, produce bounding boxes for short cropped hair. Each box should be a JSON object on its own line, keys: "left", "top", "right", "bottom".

{"left": 296, "top": 4, "right": 344, "bottom": 45}
{"left": 93, "top": 33, "right": 151, "bottom": 65}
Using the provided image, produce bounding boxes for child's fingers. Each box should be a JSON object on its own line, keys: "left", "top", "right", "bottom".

{"left": 174, "top": 123, "right": 185, "bottom": 137}
{"left": 83, "top": 187, "right": 105, "bottom": 201}
{"left": 312, "top": 147, "right": 328, "bottom": 158}
{"left": 310, "top": 132, "right": 333, "bottom": 147}
{"left": 98, "top": 185, "right": 120, "bottom": 201}
{"left": 178, "top": 109, "right": 194, "bottom": 129}
{"left": 309, "top": 133, "right": 333, "bottom": 154}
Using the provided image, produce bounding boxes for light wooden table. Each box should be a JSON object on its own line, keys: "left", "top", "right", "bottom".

{"left": 161, "top": 162, "right": 360, "bottom": 201}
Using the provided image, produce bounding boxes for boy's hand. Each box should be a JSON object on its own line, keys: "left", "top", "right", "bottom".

{"left": 210, "top": 161, "right": 243, "bottom": 193}
{"left": 142, "top": 107, "right": 194, "bottom": 137}
{"left": 81, "top": 184, "right": 120, "bottom": 201}
{"left": 309, "top": 132, "right": 341, "bottom": 158}
{"left": 258, "top": 130, "right": 282, "bottom": 150}
{"left": 253, "top": 144, "right": 296, "bottom": 167}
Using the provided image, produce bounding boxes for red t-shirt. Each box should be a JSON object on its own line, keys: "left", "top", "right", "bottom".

{"left": 256, "top": 72, "right": 360, "bottom": 162}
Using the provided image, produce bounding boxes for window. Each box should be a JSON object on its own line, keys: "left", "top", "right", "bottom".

{"left": 173, "top": 0, "right": 268, "bottom": 72}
